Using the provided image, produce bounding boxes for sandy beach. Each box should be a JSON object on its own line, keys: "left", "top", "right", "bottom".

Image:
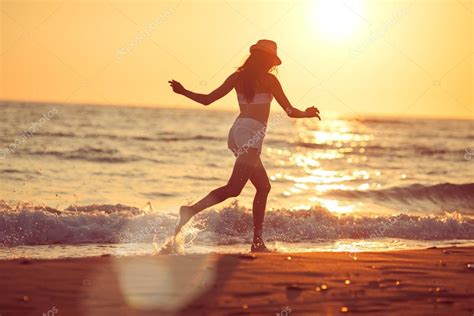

{"left": 1, "top": 246, "right": 473, "bottom": 315}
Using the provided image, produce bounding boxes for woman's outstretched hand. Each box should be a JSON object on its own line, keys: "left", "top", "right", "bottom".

{"left": 305, "top": 106, "right": 321, "bottom": 120}
{"left": 168, "top": 79, "right": 186, "bottom": 95}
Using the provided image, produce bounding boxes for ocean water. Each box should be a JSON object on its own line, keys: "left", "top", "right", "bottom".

{"left": 1, "top": 102, "right": 473, "bottom": 259}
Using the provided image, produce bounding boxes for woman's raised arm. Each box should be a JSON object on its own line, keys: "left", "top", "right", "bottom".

{"left": 169, "top": 73, "right": 238, "bottom": 106}
{"left": 268, "top": 74, "right": 320, "bottom": 120}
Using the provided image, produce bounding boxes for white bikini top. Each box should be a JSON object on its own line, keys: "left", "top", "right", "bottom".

{"left": 237, "top": 92, "right": 273, "bottom": 105}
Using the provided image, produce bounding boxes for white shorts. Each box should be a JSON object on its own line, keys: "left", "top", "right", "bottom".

{"left": 228, "top": 118, "right": 266, "bottom": 156}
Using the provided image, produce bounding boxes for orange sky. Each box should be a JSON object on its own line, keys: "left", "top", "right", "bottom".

{"left": 1, "top": 0, "right": 473, "bottom": 119}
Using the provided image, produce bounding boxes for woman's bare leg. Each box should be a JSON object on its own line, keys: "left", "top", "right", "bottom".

{"left": 175, "top": 149, "right": 260, "bottom": 234}
{"left": 249, "top": 158, "right": 271, "bottom": 251}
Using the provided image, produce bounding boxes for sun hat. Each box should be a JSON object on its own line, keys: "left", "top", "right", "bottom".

{"left": 250, "top": 39, "right": 281, "bottom": 65}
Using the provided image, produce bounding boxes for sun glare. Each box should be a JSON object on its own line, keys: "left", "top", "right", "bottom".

{"left": 312, "top": 0, "right": 366, "bottom": 41}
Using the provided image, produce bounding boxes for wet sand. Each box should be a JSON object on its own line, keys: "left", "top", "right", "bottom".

{"left": 1, "top": 247, "right": 473, "bottom": 315}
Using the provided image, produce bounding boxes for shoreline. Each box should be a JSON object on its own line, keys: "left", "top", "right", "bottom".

{"left": 3, "top": 240, "right": 474, "bottom": 261}
{"left": 1, "top": 246, "right": 473, "bottom": 315}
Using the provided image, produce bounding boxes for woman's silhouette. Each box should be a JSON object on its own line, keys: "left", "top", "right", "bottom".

{"left": 169, "top": 39, "right": 320, "bottom": 252}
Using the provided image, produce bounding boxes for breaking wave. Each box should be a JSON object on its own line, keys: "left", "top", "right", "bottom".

{"left": 323, "top": 183, "right": 474, "bottom": 213}
{"left": 1, "top": 201, "right": 473, "bottom": 246}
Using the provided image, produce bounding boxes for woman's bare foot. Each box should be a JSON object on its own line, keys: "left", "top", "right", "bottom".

{"left": 251, "top": 239, "right": 273, "bottom": 253}
{"left": 175, "top": 205, "right": 195, "bottom": 235}
{"left": 251, "top": 243, "right": 273, "bottom": 253}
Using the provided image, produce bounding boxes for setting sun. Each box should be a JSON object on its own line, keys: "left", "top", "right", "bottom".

{"left": 312, "top": 0, "right": 366, "bottom": 41}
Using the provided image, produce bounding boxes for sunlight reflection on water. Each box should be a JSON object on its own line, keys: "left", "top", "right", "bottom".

{"left": 2, "top": 105, "right": 473, "bottom": 216}
{"left": 274, "top": 118, "right": 376, "bottom": 214}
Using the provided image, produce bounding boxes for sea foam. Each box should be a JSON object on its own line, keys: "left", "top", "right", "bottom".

{"left": 1, "top": 201, "right": 473, "bottom": 246}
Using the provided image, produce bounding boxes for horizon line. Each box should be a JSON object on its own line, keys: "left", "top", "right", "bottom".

{"left": 1, "top": 98, "right": 472, "bottom": 121}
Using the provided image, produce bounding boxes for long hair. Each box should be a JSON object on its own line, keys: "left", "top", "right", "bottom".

{"left": 237, "top": 50, "right": 277, "bottom": 102}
